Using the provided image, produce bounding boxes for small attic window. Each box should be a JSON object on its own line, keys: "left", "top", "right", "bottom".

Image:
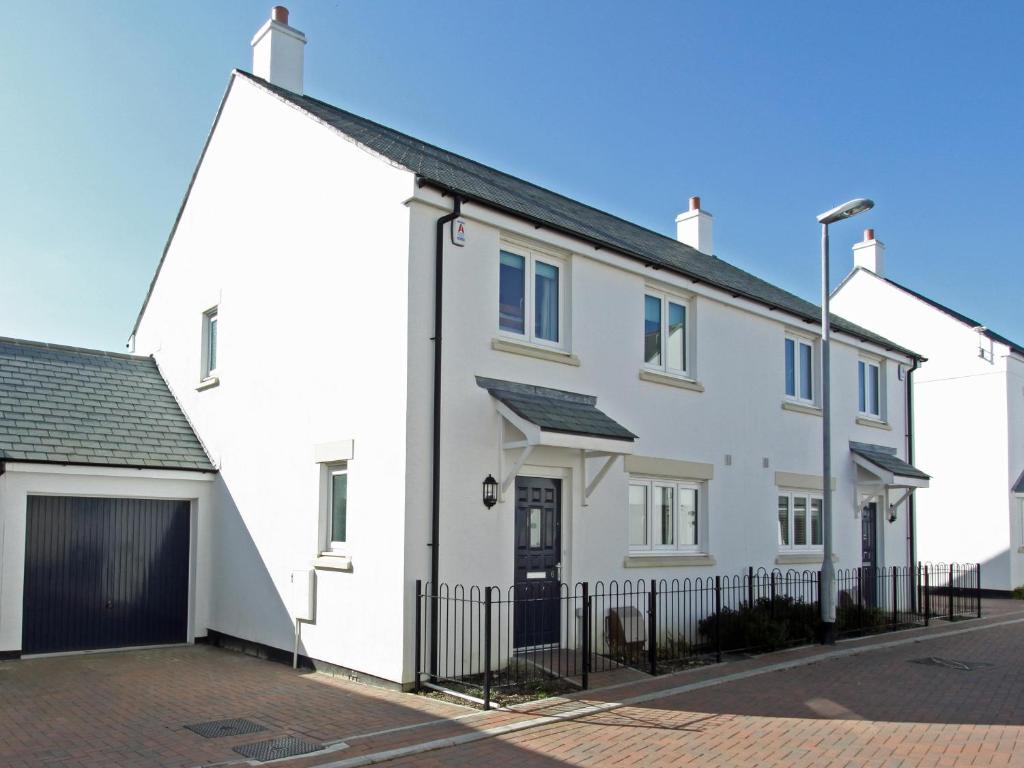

{"left": 201, "top": 307, "right": 218, "bottom": 380}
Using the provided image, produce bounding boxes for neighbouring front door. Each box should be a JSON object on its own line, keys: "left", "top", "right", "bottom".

{"left": 861, "top": 501, "right": 878, "bottom": 606}
{"left": 513, "top": 476, "right": 562, "bottom": 648}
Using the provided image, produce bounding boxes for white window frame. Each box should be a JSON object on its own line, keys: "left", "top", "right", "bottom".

{"left": 497, "top": 245, "right": 568, "bottom": 351}
{"left": 858, "top": 356, "right": 885, "bottom": 420}
{"left": 200, "top": 307, "right": 218, "bottom": 380}
{"left": 643, "top": 289, "right": 691, "bottom": 378}
{"left": 777, "top": 490, "right": 823, "bottom": 552}
{"left": 628, "top": 476, "right": 704, "bottom": 554}
{"left": 784, "top": 333, "right": 816, "bottom": 405}
{"left": 324, "top": 463, "right": 348, "bottom": 553}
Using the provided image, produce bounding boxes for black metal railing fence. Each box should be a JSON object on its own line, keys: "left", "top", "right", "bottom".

{"left": 415, "top": 561, "right": 980, "bottom": 708}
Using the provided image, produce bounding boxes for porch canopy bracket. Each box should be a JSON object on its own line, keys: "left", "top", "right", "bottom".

{"left": 851, "top": 441, "right": 930, "bottom": 518}
{"left": 480, "top": 376, "right": 637, "bottom": 502}
{"left": 583, "top": 452, "right": 620, "bottom": 506}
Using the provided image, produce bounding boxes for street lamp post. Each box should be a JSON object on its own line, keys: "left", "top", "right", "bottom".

{"left": 815, "top": 198, "right": 874, "bottom": 644}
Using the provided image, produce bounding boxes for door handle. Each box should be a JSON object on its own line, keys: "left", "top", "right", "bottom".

{"left": 555, "top": 563, "right": 562, "bottom": 584}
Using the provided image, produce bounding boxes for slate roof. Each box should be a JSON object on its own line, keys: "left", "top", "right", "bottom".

{"left": 133, "top": 69, "right": 918, "bottom": 360}
{"left": 849, "top": 442, "right": 929, "bottom": 481}
{"left": 477, "top": 377, "right": 636, "bottom": 442}
{"left": 872, "top": 272, "right": 1024, "bottom": 358}
{"left": 0, "top": 337, "right": 213, "bottom": 471}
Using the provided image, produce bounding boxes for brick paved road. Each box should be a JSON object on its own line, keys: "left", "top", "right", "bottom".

{"left": 382, "top": 617, "right": 1024, "bottom": 768}
{"left": 0, "top": 645, "right": 467, "bottom": 768}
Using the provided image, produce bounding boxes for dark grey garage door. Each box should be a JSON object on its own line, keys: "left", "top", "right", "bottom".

{"left": 23, "top": 496, "right": 190, "bottom": 655}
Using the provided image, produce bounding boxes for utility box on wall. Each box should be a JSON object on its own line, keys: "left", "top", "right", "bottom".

{"left": 290, "top": 569, "right": 315, "bottom": 621}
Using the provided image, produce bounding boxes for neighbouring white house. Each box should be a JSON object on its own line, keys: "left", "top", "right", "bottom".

{"left": 832, "top": 229, "right": 1024, "bottom": 593}
{"left": 121, "top": 8, "right": 929, "bottom": 687}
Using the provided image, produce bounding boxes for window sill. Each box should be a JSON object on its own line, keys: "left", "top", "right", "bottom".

{"left": 775, "top": 552, "right": 836, "bottom": 566}
{"left": 856, "top": 416, "right": 891, "bottom": 431}
{"left": 196, "top": 376, "right": 220, "bottom": 391}
{"left": 491, "top": 337, "right": 580, "bottom": 366}
{"left": 314, "top": 553, "right": 352, "bottom": 572}
{"left": 638, "top": 369, "right": 705, "bottom": 393}
{"left": 624, "top": 553, "right": 715, "bottom": 568}
{"left": 781, "top": 401, "right": 821, "bottom": 417}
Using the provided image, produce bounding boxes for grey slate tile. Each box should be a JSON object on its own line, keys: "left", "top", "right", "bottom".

{"left": 0, "top": 337, "right": 212, "bottom": 471}
{"left": 477, "top": 377, "right": 636, "bottom": 441}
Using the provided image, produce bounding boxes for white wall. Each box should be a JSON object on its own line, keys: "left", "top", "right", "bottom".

{"left": 402, "top": 187, "right": 914, "bottom": 681}
{"left": 0, "top": 463, "right": 213, "bottom": 652}
{"left": 133, "top": 74, "right": 417, "bottom": 683}
{"left": 833, "top": 268, "right": 1019, "bottom": 590}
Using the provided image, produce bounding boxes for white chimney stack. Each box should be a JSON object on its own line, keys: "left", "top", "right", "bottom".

{"left": 852, "top": 228, "right": 886, "bottom": 276}
{"left": 251, "top": 6, "right": 306, "bottom": 94}
{"left": 676, "top": 196, "right": 713, "bottom": 254}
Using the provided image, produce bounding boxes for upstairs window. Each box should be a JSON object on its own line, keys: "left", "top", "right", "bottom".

{"left": 201, "top": 307, "right": 218, "bottom": 379}
{"left": 644, "top": 291, "right": 689, "bottom": 376}
{"left": 858, "top": 359, "right": 882, "bottom": 418}
{"left": 784, "top": 335, "right": 814, "bottom": 403}
{"left": 629, "top": 478, "right": 703, "bottom": 553}
{"left": 498, "top": 247, "right": 565, "bottom": 347}
{"left": 778, "top": 491, "right": 823, "bottom": 550}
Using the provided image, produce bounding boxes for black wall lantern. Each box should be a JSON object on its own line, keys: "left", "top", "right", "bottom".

{"left": 482, "top": 474, "right": 498, "bottom": 508}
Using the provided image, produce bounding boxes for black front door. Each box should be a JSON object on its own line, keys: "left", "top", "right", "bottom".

{"left": 861, "top": 501, "right": 878, "bottom": 606}
{"left": 513, "top": 477, "right": 561, "bottom": 648}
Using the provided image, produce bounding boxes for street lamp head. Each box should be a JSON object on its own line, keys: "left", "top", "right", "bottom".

{"left": 816, "top": 198, "right": 874, "bottom": 225}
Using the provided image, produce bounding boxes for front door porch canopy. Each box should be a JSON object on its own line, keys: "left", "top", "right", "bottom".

{"left": 851, "top": 441, "right": 929, "bottom": 515}
{"left": 477, "top": 377, "right": 637, "bottom": 501}
{"left": 850, "top": 442, "right": 930, "bottom": 489}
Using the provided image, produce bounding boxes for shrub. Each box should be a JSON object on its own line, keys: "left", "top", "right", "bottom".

{"left": 697, "top": 596, "right": 818, "bottom": 652}
{"left": 1013, "top": 586, "right": 1024, "bottom": 600}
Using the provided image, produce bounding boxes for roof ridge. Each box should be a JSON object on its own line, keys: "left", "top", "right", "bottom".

{"left": 0, "top": 335, "right": 149, "bottom": 363}
{"left": 877, "top": 273, "right": 1024, "bottom": 356}
{"left": 233, "top": 70, "right": 702, "bottom": 256}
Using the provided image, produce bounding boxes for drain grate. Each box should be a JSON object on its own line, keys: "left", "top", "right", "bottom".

{"left": 910, "top": 657, "right": 992, "bottom": 671}
{"left": 185, "top": 718, "right": 268, "bottom": 739}
{"left": 233, "top": 736, "right": 323, "bottom": 761}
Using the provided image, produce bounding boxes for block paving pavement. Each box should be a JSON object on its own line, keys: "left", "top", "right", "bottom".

{"left": 3, "top": 600, "right": 1024, "bottom": 767}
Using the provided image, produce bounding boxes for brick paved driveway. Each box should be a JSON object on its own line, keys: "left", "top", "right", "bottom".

{"left": 381, "top": 613, "right": 1024, "bottom": 768}
{"left": 0, "top": 644, "right": 467, "bottom": 768}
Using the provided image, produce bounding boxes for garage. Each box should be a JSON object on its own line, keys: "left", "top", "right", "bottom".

{"left": 0, "top": 337, "right": 214, "bottom": 657}
{"left": 22, "top": 496, "right": 191, "bottom": 655}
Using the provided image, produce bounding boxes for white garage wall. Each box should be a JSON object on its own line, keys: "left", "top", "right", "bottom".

{"left": 0, "top": 463, "right": 213, "bottom": 653}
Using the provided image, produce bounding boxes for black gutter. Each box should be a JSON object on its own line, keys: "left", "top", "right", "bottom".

{"left": 0, "top": 458, "right": 215, "bottom": 473}
{"left": 429, "top": 194, "right": 462, "bottom": 680}
{"left": 905, "top": 358, "right": 920, "bottom": 609}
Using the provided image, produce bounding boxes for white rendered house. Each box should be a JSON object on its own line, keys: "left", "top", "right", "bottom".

{"left": 125, "top": 9, "right": 929, "bottom": 687}
{"left": 833, "top": 230, "right": 1024, "bottom": 593}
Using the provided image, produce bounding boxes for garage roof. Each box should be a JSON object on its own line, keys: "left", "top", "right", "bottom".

{"left": 0, "top": 337, "right": 213, "bottom": 471}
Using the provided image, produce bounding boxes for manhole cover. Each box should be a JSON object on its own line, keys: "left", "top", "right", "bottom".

{"left": 185, "top": 718, "right": 267, "bottom": 739}
{"left": 909, "top": 657, "right": 992, "bottom": 671}
{"left": 233, "top": 736, "right": 323, "bottom": 761}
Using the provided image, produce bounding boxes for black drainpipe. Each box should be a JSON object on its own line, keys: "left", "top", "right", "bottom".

{"left": 429, "top": 194, "right": 462, "bottom": 679}
{"left": 906, "top": 357, "right": 920, "bottom": 609}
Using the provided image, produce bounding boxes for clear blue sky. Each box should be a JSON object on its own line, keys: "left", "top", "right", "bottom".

{"left": 2, "top": 1, "right": 1021, "bottom": 352}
